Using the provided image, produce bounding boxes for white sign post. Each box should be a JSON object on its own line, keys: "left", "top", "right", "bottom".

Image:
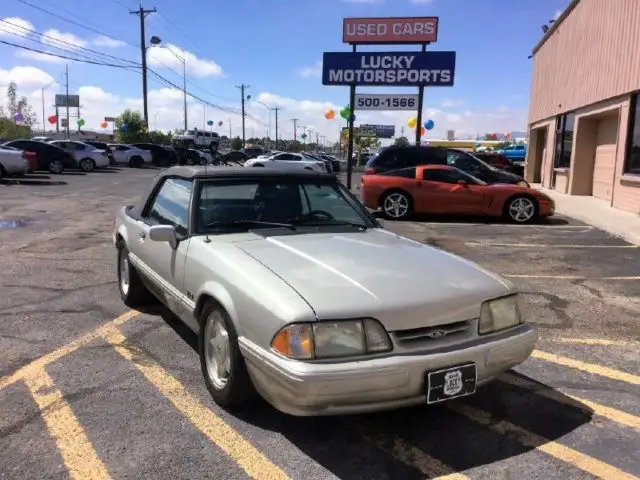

{"left": 354, "top": 93, "right": 420, "bottom": 110}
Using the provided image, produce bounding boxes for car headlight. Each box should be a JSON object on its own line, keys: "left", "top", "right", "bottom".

{"left": 478, "top": 294, "right": 522, "bottom": 335}
{"left": 517, "top": 180, "right": 529, "bottom": 187}
{"left": 271, "top": 319, "right": 392, "bottom": 360}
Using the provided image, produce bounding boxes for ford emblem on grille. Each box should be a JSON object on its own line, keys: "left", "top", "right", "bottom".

{"left": 426, "top": 330, "right": 447, "bottom": 339}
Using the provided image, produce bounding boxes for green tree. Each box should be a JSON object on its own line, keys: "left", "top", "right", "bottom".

{"left": 394, "top": 136, "right": 410, "bottom": 146}
{"left": 0, "top": 82, "right": 36, "bottom": 138}
{"left": 230, "top": 136, "right": 243, "bottom": 150}
{"left": 148, "top": 130, "right": 171, "bottom": 145}
{"left": 114, "top": 109, "right": 146, "bottom": 143}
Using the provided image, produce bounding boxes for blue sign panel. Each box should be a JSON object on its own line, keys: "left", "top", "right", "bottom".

{"left": 322, "top": 51, "right": 456, "bottom": 87}
{"left": 359, "top": 124, "right": 396, "bottom": 138}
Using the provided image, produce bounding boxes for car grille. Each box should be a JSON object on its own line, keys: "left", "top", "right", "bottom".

{"left": 390, "top": 320, "right": 475, "bottom": 351}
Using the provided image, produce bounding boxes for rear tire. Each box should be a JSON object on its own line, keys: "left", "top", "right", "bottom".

{"left": 0, "top": 164, "right": 6, "bottom": 180}
{"left": 199, "top": 301, "right": 255, "bottom": 409}
{"left": 380, "top": 190, "right": 413, "bottom": 220}
{"left": 48, "top": 159, "right": 64, "bottom": 174}
{"left": 117, "top": 245, "right": 155, "bottom": 307}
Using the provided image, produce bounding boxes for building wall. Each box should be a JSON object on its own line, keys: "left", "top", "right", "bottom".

{"left": 528, "top": 0, "right": 640, "bottom": 124}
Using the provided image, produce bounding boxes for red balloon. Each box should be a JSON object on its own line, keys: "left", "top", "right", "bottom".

{"left": 47, "top": 115, "right": 57, "bottom": 124}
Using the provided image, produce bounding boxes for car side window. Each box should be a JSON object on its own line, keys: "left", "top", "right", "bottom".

{"left": 423, "top": 169, "right": 465, "bottom": 184}
{"left": 447, "top": 151, "right": 480, "bottom": 171}
{"left": 376, "top": 150, "right": 406, "bottom": 169}
{"left": 74, "top": 143, "right": 85, "bottom": 150}
{"left": 144, "top": 178, "right": 193, "bottom": 236}
{"left": 381, "top": 167, "right": 416, "bottom": 178}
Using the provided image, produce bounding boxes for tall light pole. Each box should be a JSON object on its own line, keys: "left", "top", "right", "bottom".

{"left": 41, "top": 80, "right": 56, "bottom": 133}
{"left": 150, "top": 36, "right": 187, "bottom": 132}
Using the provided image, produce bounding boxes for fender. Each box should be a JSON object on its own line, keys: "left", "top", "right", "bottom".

{"left": 195, "top": 280, "right": 239, "bottom": 330}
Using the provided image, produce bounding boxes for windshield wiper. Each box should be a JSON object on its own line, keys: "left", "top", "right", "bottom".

{"left": 289, "top": 218, "right": 368, "bottom": 230}
{"left": 206, "top": 220, "right": 296, "bottom": 230}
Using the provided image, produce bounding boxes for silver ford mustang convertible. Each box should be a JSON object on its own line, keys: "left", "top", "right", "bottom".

{"left": 113, "top": 166, "right": 536, "bottom": 416}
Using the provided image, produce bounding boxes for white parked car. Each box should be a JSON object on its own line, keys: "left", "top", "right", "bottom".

{"left": 0, "top": 145, "right": 36, "bottom": 179}
{"left": 48, "top": 140, "right": 109, "bottom": 172}
{"left": 108, "top": 144, "right": 153, "bottom": 168}
{"left": 244, "top": 152, "right": 326, "bottom": 172}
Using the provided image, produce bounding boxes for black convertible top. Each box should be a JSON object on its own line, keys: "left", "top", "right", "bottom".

{"left": 127, "top": 165, "right": 336, "bottom": 219}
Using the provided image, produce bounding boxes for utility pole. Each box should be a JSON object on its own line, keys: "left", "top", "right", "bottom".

{"left": 273, "top": 106, "right": 280, "bottom": 150}
{"left": 64, "top": 64, "right": 70, "bottom": 139}
{"left": 235, "top": 84, "right": 250, "bottom": 147}
{"left": 316, "top": 132, "right": 319, "bottom": 152}
{"left": 130, "top": 5, "right": 157, "bottom": 127}
{"left": 229, "top": 118, "right": 232, "bottom": 138}
{"left": 291, "top": 118, "right": 299, "bottom": 142}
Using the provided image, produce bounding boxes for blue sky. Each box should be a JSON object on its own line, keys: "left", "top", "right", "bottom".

{"left": 0, "top": 0, "right": 569, "bottom": 141}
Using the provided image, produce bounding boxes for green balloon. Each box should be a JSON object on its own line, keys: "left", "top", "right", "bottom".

{"left": 77, "top": 118, "right": 85, "bottom": 126}
{"left": 339, "top": 107, "right": 351, "bottom": 120}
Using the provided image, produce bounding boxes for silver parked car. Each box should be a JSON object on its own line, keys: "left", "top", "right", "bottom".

{"left": 112, "top": 166, "right": 537, "bottom": 416}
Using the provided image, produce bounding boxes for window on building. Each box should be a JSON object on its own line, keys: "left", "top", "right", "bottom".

{"left": 625, "top": 94, "right": 640, "bottom": 175}
{"left": 554, "top": 112, "right": 575, "bottom": 168}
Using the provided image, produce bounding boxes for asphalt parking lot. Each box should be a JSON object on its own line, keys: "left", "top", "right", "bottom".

{"left": 1, "top": 167, "right": 639, "bottom": 480}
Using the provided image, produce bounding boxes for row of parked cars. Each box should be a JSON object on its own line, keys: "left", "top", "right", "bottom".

{"left": 242, "top": 150, "right": 342, "bottom": 174}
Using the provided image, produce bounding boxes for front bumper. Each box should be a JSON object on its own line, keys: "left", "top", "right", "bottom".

{"left": 240, "top": 323, "right": 537, "bottom": 416}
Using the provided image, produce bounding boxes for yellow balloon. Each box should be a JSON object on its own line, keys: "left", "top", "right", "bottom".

{"left": 407, "top": 117, "right": 417, "bottom": 129}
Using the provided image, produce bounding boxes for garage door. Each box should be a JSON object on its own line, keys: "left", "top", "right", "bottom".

{"left": 592, "top": 116, "right": 618, "bottom": 200}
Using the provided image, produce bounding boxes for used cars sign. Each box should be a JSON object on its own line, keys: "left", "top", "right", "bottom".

{"left": 322, "top": 51, "right": 456, "bottom": 86}
{"left": 343, "top": 17, "right": 439, "bottom": 44}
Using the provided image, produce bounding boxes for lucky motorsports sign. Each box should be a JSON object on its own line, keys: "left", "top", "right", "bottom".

{"left": 322, "top": 51, "right": 456, "bottom": 86}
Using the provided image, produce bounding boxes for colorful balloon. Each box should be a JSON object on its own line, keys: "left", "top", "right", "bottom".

{"left": 339, "top": 106, "right": 352, "bottom": 120}
{"left": 14, "top": 111, "right": 23, "bottom": 123}
{"left": 420, "top": 127, "right": 426, "bottom": 136}
{"left": 77, "top": 118, "right": 85, "bottom": 127}
{"left": 207, "top": 120, "right": 214, "bottom": 126}
{"left": 100, "top": 122, "right": 108, "bottom": 128}
{"left": 300, "top": 133, "right": 307, "bottom": 140}
{"left": 218, "top": 121, "right": 223, "bottom": 126}
{"left": 324, "top": 109, "right": 335, "bottom": 120}
{"left": 407, "top": 117, "right": 417, "bottom": 129}
{"left": 425, "top": 119, "right": 435, "bottom": 130}
{"left": 47, "top": 115, "right": 57, "bottom": 125}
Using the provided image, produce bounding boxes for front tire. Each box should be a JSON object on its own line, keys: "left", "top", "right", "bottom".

{"left": 117, "top": 245, "right": 154, "bottom": 307}
{"left": 380, "top": 190, "right": 413, "bottom": 220}
{"left": 199, "top": 301, "right": 255, "bottom": 409}
{"left": 79, "top": 158, "right": 95, "bottom": 172}
{"left": 504, "top": 195, "right": 538, "bottom": 223}
{"left": 130, "top": 155, "right": 144, "bottom": 168}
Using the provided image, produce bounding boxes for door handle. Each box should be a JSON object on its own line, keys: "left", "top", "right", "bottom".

{"left": 138, "top": 232, "right": 146, "bottom": 240}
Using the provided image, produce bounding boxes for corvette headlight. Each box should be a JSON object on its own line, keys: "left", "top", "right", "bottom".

{"left": 271, "top": 319, "right": 392, "bottom": 360}
{"left": 478, "top": 295, "right": 522, "bottom": 335}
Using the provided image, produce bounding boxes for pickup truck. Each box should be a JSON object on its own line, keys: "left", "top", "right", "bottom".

{"left": 498, "top": 144, "right": 527, "bottom": 162}
{"left": 0, "top": 145, "right": 36, "bottom": 179}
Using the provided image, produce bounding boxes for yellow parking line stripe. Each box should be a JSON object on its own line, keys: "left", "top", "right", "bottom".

{"left": 350, "top": 420, "right": 469, "bottom": 479}
{"left": 466, "top": 242, "right": 636, "bottom": 248}
{"left": 448, "top": 403, "right": 638, "bottom": 480}
{"left": 0, "top": 310, "right": 139, "bottom": 391}
{"left": 25, "top": 369, "right": 110, "bottom": 480}
{"left": 532, "top": 350, "right": 640, "bottom": 385}
{"left": 504, "top": 274, "right": 640, "bottom": 280}
{"left": 552, "top": 337, "right": 635, "bottom": 347}
{"left": 501, "top": 373, "right": 640, "bottom": 430}
{"left": 101, "top": 324, "right": 290, "bottom": 480}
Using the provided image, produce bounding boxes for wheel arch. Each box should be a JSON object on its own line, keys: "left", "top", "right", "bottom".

{"left": 194, "top": 282, "right": 239, "bottom": 329}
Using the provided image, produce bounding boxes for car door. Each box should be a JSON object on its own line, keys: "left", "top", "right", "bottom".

{"left": 421, "top": 169, "right": 487, "bottom": 214}
{"left": 130, "top": 177, "right": 194, "bottom": 321}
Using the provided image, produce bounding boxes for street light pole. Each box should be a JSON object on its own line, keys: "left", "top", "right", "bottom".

{"left": 41, "top": 80, "right": 56, "bottom": 133}
{"left": 150, "top": 36, "right": 187, "bottom": 131}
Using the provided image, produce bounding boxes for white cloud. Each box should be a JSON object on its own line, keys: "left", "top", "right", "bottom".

{"left": 297, "top": 60, "right": 322, "bottom": 78}
{"left": 92, "top": 35, "right": 126, "bottom": 48}
{"left": 343, "top": 0, "right": 384, "bottom": 4}
{"left": 147, "top": 43, "right": 223, "bottom": 78}
{"left": 440, "top": 99, "right": 463, "bottom": 108}
{"left": 409, "top": 0, "right": 434, "bottom": 4}
{"left": 0, "top": 16, "right": 34, "bottom": 38}
{"left": 41, "top": 28, "right": 87, "bottom": 49}
{"left": 0, "top": 65, "right": 55, "bottom": 88}
{"left": 17, "top": 50, "right": 67, "bottom": 64}
{"left": 553, "top": 9, "right": 562, "bottom": 20}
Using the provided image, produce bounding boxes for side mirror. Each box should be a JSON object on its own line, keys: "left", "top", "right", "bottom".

{"left": 148, "top": 225, "right": 178, "bottom": 249}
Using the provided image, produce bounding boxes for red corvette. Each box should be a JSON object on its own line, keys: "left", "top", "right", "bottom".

{"left": 360, "top": 164, "right": 555, "bottom": 222}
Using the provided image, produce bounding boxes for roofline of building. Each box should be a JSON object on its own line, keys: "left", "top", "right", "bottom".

{"left": 532, "top": 0, "right": 581, "bottom": 55}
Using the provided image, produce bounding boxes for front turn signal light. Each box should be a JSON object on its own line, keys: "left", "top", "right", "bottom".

{"left": 271, "top": 324, "right": 314, "bottom": 360}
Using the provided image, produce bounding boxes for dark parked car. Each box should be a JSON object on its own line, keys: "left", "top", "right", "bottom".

{"left": 2, "top": 139, "right": 76, "bottom": 174}
{"left": 131, "top": 143, "right": 176, "bottom": 165}
{"left": 84, "top": 141, "right": 115, "bottom": 165}
{"left": 241, "top": 147, "right": 266, "bottom": 159}
{"left": 473, "top": 151, "right": 524, "bottom": 177}
{"left": 319, "top": 153, "right": 341, "bottom": 172}
{"left": 221, "top": 150, "right": 249, "bottom": 165}
{"left": 446, "top": 149, "right": 528, "bottom": 186}
{"left": 364, "top": 145, "right": 448, "bottom": 175}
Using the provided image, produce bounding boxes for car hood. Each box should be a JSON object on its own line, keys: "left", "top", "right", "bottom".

{"left": 234, "top": 229, "right": 514, "bottom": 330}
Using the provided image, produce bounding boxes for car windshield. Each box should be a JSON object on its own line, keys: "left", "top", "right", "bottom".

{"left": 455, "top": 167, "right": 488, "bottom": 185}
{"left": 466, "top": 152, "right": 501, "bottom": 172}
{"left": 196, "top": 178, "right": 374, "bottom": 233}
